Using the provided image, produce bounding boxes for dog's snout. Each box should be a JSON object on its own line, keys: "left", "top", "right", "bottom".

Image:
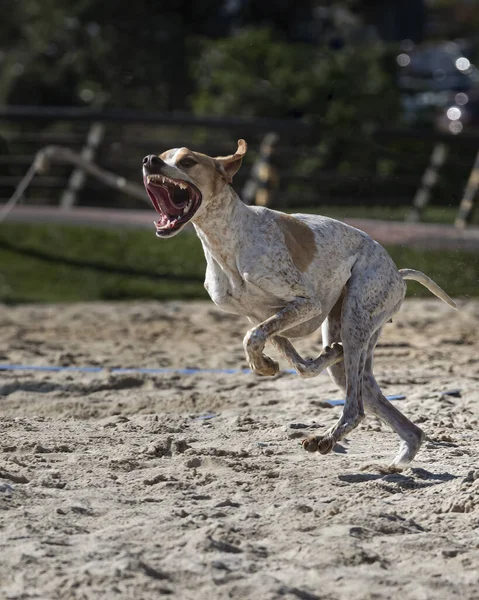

{"left": 143, "top": 155, "right": 164, "bottom": 170}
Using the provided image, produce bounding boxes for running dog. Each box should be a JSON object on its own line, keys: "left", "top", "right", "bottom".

{"left": 142, "top": 140, "right": 457, "bottom": 466}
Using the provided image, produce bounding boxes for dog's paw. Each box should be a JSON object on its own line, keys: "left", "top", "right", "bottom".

{"left": 295, "top": 344, "right": 343, "bottom": 378}
{"left": 323, "top": 342, "right": 344, "bottom": 362}
{"left": 301, "top": 434, "right": 335, "bottom": 455}
{"left": 295, "top": 361, "right": 317, "bottom": 379}
{"left": 249, "top": 354, "right": 279, "bottom": 377}
{"left": 301, "top": 436, "right": 319, "bottom": 452}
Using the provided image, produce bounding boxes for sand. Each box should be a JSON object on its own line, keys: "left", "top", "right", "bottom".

{"left": 1, "top": 299, "right": 479, "bottom": 600}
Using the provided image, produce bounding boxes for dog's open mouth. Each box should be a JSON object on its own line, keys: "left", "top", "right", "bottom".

{"left": 144, "top": 174, "right": 202, "bottom": 236}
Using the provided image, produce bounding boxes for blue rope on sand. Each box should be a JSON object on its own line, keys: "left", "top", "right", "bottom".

{"left": 0, "top": 363, "right": 294, "bottom": 376}
{"left": 0, "top": 363, "right": 406, "bottom": 406}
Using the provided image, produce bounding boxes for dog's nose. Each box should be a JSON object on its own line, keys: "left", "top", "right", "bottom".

{"left": 143, "top": 155, "right": 164, "bottom": 170}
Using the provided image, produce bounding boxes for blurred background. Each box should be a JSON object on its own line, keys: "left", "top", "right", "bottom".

{"left": 0, "top": 0, "right": 478, "bottom": 303}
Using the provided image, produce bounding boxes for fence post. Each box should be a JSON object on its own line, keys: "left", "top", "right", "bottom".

{"left": 455, "top": 148, "right": 479, "bottom": 229}
{"left": 407, "top": 142, "right": 448, "bottom": 222}
{"left": 0, "top": 144, "right": 148, "bottom": 225}
{"left": 242, "top": 132, "right": 279, "bottom": 207}
{"left": 60, "top": 122, "right": 105, "bottom": 209}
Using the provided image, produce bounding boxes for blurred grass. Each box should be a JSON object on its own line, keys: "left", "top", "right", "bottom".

{"left": 0, "top": 223, "right": 207, "bottom": 303}
{"left": 296, "top": 205, "right": 479, "bottom": 225}
{"left": 0, "top": 222, "right": 477, "bottom": 303}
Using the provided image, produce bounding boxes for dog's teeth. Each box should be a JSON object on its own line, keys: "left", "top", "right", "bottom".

{"left": 171, "top": 180, "right": 187, "bottom": 189}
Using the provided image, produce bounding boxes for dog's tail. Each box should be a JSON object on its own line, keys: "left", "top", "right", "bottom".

{"left": 399, "top": 269, "right": 457, "bottom": 310}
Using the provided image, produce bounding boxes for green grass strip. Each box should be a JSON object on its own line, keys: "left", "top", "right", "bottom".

{"left": 0, "top": 222, "right": 477, "bottom": 303}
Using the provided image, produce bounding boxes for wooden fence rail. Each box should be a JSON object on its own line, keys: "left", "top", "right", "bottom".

{"left": 1, "top": 106, "right": 479, "bottom": 225}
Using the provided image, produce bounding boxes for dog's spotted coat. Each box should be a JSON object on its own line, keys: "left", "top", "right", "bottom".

{"left": 143, "top": 140, "right": 457, "bottom": 467}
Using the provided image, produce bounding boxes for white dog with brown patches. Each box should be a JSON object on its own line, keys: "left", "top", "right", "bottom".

{"left": 142, "top": 139, "right": 457, "bottom": 467}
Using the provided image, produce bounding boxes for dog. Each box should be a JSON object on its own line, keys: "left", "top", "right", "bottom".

{"left": 142, "top": 140, "right": 457, "bottom": 466}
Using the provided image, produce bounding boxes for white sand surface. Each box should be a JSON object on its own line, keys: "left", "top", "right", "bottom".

{"left": 1, "top": 299, "right": 478, "bottom": 600}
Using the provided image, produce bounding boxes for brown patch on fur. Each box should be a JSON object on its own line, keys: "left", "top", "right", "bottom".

{"left": 276, "top": 214, "right": 316, "bottom": 272}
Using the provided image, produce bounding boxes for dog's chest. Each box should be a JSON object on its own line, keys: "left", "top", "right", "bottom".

{"left": 204, "top": 254, "right": 278, "bottom": 317}
{"left": 204, "top": 268, "right": 255, "bottom": 314}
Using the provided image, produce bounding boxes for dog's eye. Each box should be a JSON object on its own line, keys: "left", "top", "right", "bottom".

{"left": 178, "top": 157, "right": 197, "bottom": 169}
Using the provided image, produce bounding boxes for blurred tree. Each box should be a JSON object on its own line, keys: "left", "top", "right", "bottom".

{"left": 191, "top": 28, "right": 401, "bottom": 174}
{"left": 0, "top": 0, "right": 227, "bottom": 109}
{"left": 1, "top": 0, "right": 399, "bottom": 110}
{"left": 0, "top": 0, "right": 475, "bottom": 112}
{"left": 231, "top": 0, "right": 316, "bottom": 42}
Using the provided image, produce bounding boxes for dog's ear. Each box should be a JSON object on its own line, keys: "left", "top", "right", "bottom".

{"left": 215, "top": 139, "right": 247, "bottom": 183}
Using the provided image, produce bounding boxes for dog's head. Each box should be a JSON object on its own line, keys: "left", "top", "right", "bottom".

{"left": 142, "top": 139, "right": 247, "bottom": 238}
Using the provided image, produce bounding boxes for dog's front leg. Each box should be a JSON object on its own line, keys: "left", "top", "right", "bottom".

{"left": 271, "top": 336, "right": 343, "bottom": 378}
{"left": 243, "top": 298, "right": 321, "bottom": 376}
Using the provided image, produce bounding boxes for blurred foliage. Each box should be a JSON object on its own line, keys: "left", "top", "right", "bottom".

{"left": 191, "top": 28, "right": 401, "bottom": 175}
{"left": 192, "top": 28, "right": 395, "bottom": 120}
{"left": 0, "top": 0, "right": 227, "bottom": 109}
{"left": 0, "top": 223, "right": 477, "bottom": 303}
{"left": 0, "top": 1, "right": 405, "bottom": 181}
{"left": 0, "top": 2, "right": 400, "bottom": 120}
{"left": 0, "top": 0, "right": 473, "bottom": 119}
{"left": 1, "top": 1, "right": 477, "bottom": 212}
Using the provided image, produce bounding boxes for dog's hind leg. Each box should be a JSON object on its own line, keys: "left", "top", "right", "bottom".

{"left": 271, "top": 336, "right": 343, "bottom": 378}
{"left": 362, "top": 330, "right": 425, "bottom": 467}
{"left": 303, "top": 303, "right": 424, "bottom": 465}
{"left": 302, "top": 288, "right": 371, "bottom": 454}
{"left": 303, "top": 262, "right": 410, "bottom": 456}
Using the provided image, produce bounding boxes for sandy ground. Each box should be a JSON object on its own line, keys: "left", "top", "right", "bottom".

{"left": 1, "top": 299, "right": 479, "bottom": 600}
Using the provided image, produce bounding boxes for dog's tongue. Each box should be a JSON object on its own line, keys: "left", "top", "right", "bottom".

{"left": 144, "top": 179, "right": 185, "bottom": 216}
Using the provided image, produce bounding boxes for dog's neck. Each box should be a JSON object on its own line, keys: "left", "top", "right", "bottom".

{"left": 193, "top": 185, "right": 249, "bottom": 246}
{"left": 192, "top": 185, "right": 251, "bottom": 273}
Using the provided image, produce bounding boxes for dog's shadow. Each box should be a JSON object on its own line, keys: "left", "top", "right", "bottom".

{"left": 339, "top": 467, "right": 457, "bottom": 489}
